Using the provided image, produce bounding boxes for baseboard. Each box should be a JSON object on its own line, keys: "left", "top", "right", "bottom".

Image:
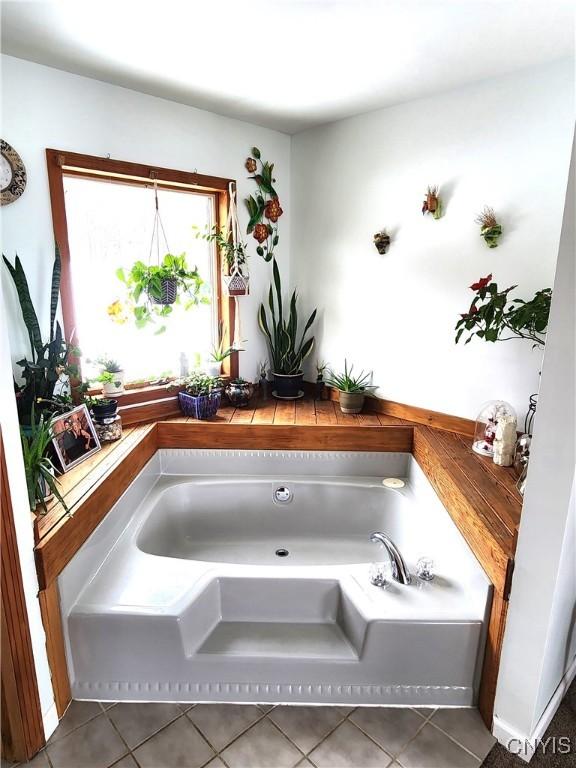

{"left": 493, "top": 652, "right": 576, "bottom": 763}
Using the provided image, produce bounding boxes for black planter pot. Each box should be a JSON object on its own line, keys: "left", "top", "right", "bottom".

{"left": 272, "top": 371, "right": 304, "bottom": 400}
{"left": 91, "top": 399, "right": 118, "bottom": 422}
{"left": 149, "top": 277, "right": 178, "bottom": 305}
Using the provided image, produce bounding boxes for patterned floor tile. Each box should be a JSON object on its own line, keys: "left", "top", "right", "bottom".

{"left": 430, "top": 709, "right": 496, "bottom": 760}
{"left": 220, "top": 718, "right": 302, "bottom": 768}
{"left": 107, "top": 702, "right": 183, "bottom": 748}
{"left": 309, "top": 720, "right": 393, "bottom": 768}
{"left": 48, "top": 700, "right": 103, "bottom": 742}
{"left": 132, "top": 715, "right": 215, "bottom": 768}
{"left": 350, "top": 707, "right": 425, "bottom": 756}
{"left": 269, "top": 706, "right": 344, "bottom": 753}
{"left": 397, "top": 723, "right": 480, "bottom": 768}
{"left": 187, "top": 704, "right": 264, "bottom": 751}
{"left": 46, "top": 714, "right": 128, "bottom": 768}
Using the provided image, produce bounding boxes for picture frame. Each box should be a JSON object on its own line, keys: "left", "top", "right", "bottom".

{"left": 50, "top": 404, "right": 101, "bottom": 472}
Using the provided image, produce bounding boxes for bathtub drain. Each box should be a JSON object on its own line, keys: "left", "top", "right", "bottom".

{"left": 275, "top": 548, "right": 290, "bottom": 557}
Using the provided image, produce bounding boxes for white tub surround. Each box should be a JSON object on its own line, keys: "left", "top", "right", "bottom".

{"left": 60, "top": 450, "right": 490, "bottom": 707}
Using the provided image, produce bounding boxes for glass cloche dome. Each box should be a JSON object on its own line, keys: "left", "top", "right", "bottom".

{"left": 472, "top": 400, "right": 517, "bottom": 457}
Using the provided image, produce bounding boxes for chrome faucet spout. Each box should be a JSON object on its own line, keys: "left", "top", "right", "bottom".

{"left": 369, "top": 531, "right": 412, "bottom": 585}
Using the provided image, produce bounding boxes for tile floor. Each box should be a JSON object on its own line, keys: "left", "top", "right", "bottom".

{"left": 3, "top": 701, "right": 497, "bottom": 768}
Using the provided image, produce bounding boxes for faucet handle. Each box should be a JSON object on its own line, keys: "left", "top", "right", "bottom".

{"left": 369, "top": 561, "right": 391, "bottom": 587}
{"left": 416, "top": 556, "right": 435, "bottom": 581}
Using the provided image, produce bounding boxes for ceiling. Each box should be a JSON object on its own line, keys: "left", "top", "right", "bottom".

{"left": 1, "top": 0, "right": 573, "bottom": 134}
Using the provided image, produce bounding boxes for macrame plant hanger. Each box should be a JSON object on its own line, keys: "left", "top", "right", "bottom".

{"left": 222, "top": 181, "right": 249, "bottom": 347}
{"left": 148, "top": 175, "right": 175, "bottom": 305}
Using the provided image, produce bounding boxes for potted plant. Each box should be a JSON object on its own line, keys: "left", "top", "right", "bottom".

{"left": 206, "top": 322, "right": 241, "bottom": 377}
{"left": 20, "top": 414, "right": 68, "bottom": 515}
{"left": 258, "top": 259, "right": 317, "bottom": 399}
{"left": 3, "top": 247, "right": 79, "bottom": 426}
{"left": 258, "top": 360, "right": 270, "bottom": 400}
{"left": 225, "top": 377, "right": 254, "bottom": 408}
{"left": 455, "top": 274, "right": 551, "bottom": 346}
{"left": 326, "top": 360, "right": 376, "bottom": 414}
{"left": 86, "top": 396, "right": 118, "bottom": 423}
{"left": 116, "top": 253, "right": 208, "bottom": 331}
{"left": 315, "top": 360, "right": 327, "bottom": 400}
{"left": 94, "top": 356, "right": 125, "bottom": 394}
{"left": 475, "top": 207, "right": 502, "bottom": 249}
{"left": 176, "top": 372, "right": 223, "bottom": 420}
{"left": 194, "top": 224, "right": 249, "bottom": 295}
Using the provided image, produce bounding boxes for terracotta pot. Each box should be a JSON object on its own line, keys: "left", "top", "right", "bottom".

{"left": 339, "top": 391, "right": 366, "bottom": 414}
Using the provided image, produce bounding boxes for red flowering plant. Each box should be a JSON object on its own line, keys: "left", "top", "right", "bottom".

{"left": 244, "top": 147, "right": 283, "bottom": 262}
{"left": 455, "top": 274, "right": 551, "bottom": 348}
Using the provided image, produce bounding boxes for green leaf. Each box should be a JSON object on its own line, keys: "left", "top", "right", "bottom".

{"left": 252, "top": 147, "right": 261, "bottom": 159}
{"left": 3, "top": 253, "right": 44, "bottom": 360}
{"left": 49, "top": 244, "right": 62, "bottom": 344}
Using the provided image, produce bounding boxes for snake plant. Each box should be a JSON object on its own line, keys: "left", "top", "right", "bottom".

{"left": 3, "top": 246, "right": 79, "bottom": 425}
{"left": 258, "top": 259, "right": 316, "bottom": 375}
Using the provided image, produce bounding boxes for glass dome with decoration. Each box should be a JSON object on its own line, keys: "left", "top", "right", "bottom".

{"left": 472, "top": 400, "right": 517, "bottom": 457}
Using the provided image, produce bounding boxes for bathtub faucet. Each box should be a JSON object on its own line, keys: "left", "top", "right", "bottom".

{"left": 369, "top": 532, "right": 412, "bottom": 585}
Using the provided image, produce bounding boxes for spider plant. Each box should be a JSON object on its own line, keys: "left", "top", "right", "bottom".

{"left": 20, "top": 414, "right": 68, "bottom": 515}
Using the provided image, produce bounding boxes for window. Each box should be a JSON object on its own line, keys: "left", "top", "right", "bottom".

{"left": 46, "top": 150, "right": 238, "bottom": 402}
{"left": 63, "top": 176, "right": 214, "bottom": 382}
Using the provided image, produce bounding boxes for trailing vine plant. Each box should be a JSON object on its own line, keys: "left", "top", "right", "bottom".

{"left": 455, "top": 274, "right": 551, "bottom": 348}
{"left": 244, "top": 147, "right": 283, "bottom": 262}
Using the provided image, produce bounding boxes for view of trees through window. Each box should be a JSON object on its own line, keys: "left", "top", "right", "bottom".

{"left": 63, "top": 176, "right": 216, "bottom": 384}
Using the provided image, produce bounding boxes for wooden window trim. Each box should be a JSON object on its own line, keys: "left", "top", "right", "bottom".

{"left": 45, "top": 149, "right": 239, "bottom": 412}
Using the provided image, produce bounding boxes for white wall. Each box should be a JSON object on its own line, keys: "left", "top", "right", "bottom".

{"left": 0, "top": 296, "right": 59, "bottom": 738}
{"left": 291, "top": 61, "right": 574, "bottom": 421}
{"left": 494, "top": 134, "right": 575, "bottom": 748}
{"left": 1, "top": 54, "right": 291, "bottom": 381}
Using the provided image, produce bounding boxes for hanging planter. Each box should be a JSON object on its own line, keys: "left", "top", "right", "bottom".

{"left": 114, "top": 179, "right": 208, "bottom": 332}
{"left": 149, "top": 276, "right": 178, "bottom": 305}
{"left": 422, "top": 185, "right": 443, "bottom": 219}
{"left": 195, "top": 182, "right": 250, "bottom": 297}
{"left": 475, "top": 206, "right": 502, "bottom": 248}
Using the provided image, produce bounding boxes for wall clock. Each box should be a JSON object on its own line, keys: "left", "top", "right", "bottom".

{"left": 1, "top": 140, "right": 27, "bottom": 206}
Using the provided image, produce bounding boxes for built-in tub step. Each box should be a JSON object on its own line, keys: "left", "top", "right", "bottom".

{"left": 197, "top": 621, "right": 359, "bottom": 659}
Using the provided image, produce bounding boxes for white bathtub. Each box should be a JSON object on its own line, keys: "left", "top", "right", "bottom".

{"left": 60, "top": 449, "right": 491, "bottom": 707}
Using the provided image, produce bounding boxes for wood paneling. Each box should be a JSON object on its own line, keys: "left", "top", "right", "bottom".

{"left": 34, "top": 427, "right": 136, "bottom": 544}
{"left": 1, "top": 432, "right": 45, "bottom": 762}
{"left": 412, "top": 426, "right": 515, "bottom": 595}
{"left": 38, "top": 584, "right": 71, "bottom": 718}
{"left": 157, "top": 423, "right": 414, "bottom": 453}
{"left": 35, "top": 424, "right": 157, "bottom": 589}
{"left": 479, "top": 591, "right": 509, "bottom": 728}
{"left": 119, "top": 397, "right": 182, "bottom": 426}
{"left": 326, "top": 387, "right": 476, "bottom": 436}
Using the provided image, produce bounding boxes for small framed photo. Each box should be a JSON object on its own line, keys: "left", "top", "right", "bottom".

{"left": 51, "top": 405, "right": 101, "bottom": 472}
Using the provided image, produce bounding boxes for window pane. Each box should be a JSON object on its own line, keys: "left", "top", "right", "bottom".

{"left": 63, "top": 176, "right": 215, "bottom": 382}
